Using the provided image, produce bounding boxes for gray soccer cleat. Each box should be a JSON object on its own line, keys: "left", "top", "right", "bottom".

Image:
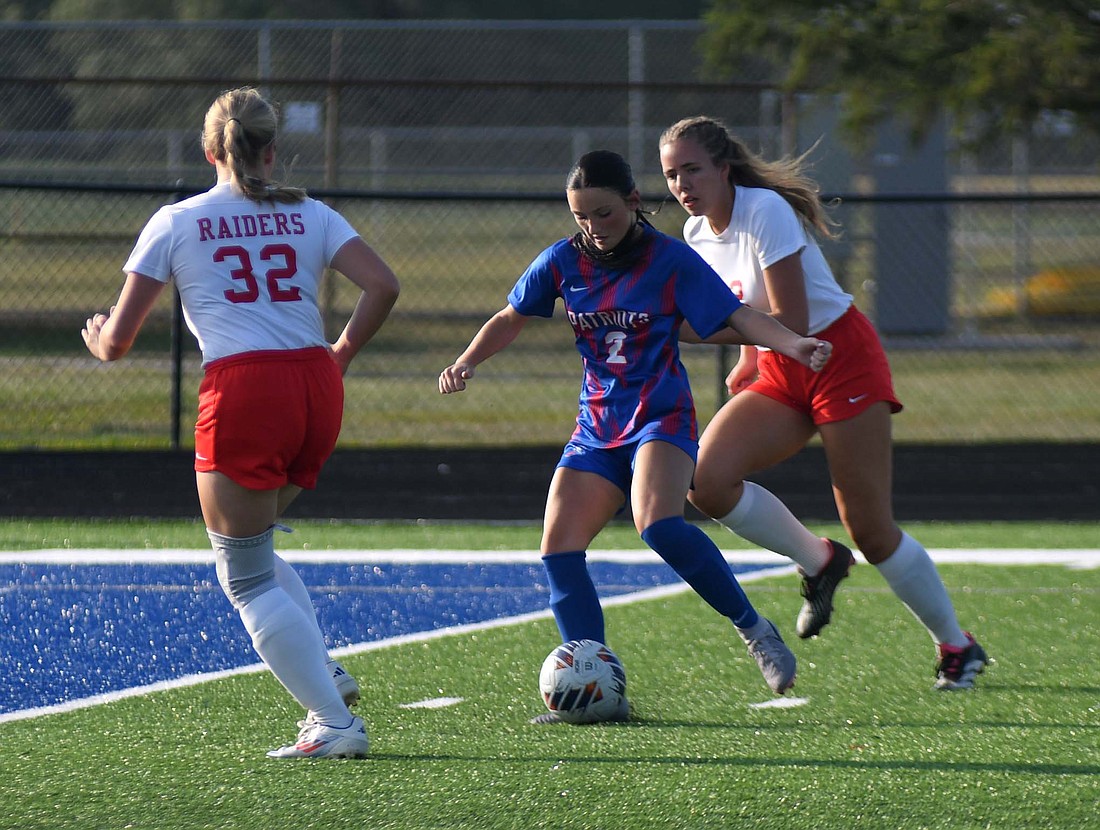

{"left": 530, "top": 694, "right": 630, "bottom": 725}
{"left": 744, "top": 618, "right": 797, "bottom": 694}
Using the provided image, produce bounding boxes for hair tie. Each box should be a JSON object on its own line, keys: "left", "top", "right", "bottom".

{"left": 227, "top": 117, "right": 241, "bottom": 125}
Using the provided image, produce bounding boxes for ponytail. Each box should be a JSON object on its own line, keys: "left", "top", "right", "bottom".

{"left": 203, "top": 87, "right": 306, "bottom": 205}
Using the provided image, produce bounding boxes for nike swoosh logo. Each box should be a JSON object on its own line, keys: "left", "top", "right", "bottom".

{"left": 568, "top": 285, "right": 586, "bottom": 292}
{"left": 848, "top": 394, "right": 868, "bottom": 404}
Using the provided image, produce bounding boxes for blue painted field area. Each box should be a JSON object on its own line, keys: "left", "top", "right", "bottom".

{"left": 0, "top": 553, "right": 780, "bottom": 718}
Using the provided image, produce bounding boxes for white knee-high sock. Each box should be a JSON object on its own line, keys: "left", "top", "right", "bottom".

{"left": 273, "top": 554, "right": 331, "bottom": 658}
{"left": 715, "top": 481, "right": 831, "bottom": 574}
{"left": 874, "top": 532, "right": 968, "bottom": 647}
{"left": 238, "top": 588, "right": 350, "bottom": 726}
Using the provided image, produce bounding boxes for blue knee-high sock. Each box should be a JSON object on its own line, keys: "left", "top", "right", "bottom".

{"left": 641, "top": 516, "right": 759, "bottom": 629}
{"left": 542, "top": 551, "right": 606, "bottom": 644}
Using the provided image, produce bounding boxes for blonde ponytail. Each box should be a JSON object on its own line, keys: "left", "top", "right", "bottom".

{"left": 203, "top": 87, "right": 306, "bottom": 205}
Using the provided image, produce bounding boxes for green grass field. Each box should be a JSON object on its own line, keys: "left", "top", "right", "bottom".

{"left": 3, "top": 517, "right": 1100, "bottom": 551}
{"left": 1, "top": 520, "right": 1097, "bottom": 829}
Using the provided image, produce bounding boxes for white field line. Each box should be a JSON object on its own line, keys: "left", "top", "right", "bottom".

{"left": 749, "top": 696, "right": 811, "bottom": 710}
{"left": 399, "top": 697, "right": 465, "bottom": 709}
{"left": 1, "top": 548, "right": 1096, "bottom": 725}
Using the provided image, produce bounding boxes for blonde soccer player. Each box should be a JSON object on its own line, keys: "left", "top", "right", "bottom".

{"left": 659, "top": 116, "right": 987, "bottom": 690}
{"left": 83, "top": 87, "right": 399, "bottom": 757}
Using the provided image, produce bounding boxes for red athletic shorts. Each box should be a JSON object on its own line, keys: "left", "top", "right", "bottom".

{"left": 750, "top": 305, "right": 903, "bottom": 425}
{"left": 194, "top": 347, "right": 344, "bottom": 490}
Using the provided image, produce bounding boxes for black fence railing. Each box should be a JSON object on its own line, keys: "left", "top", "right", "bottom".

{"left": 2, "top": 181, "right": 1099, "bottom": 450}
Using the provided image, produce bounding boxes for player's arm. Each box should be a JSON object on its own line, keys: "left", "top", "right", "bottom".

{"left": 762, "top": 252, "right": 810, "bottom": 335}
{"left": 726, "top": 304, "right": 831, "bottom": 372}
{"left": 82, "top": 272, "right": 166, "bottom": 361}
{"left": 439, "top": 304, "right": 529, "bottom": 394}
{"left": 328, "top": 236, "right": 401, "bottom": 374}
{"left": 680, "top": 320, "right": 749, "bottom": 345}
{"left": 682, "top": 253, "right": 807, "bottom": 345}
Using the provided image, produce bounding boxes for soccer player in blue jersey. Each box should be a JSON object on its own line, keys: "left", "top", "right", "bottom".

{"left": 439, "top": 150, "right": 832, "bottom": 720}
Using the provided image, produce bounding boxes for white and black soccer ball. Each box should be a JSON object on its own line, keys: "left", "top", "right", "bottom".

{"left": 538, "top": 639, "right": 627, "bottom": 724}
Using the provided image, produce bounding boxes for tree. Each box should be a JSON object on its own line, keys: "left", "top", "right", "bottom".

{"left": 46, "top": 0, "right": 415, "bottom": 20}
{"left": 45, "top": 0, "right": 709, "bottom": 21}
{"left": 0, "top": 0, "right": 53, "bottom": 19}
{"left": 699, "top": 0, "right": 1100, "bottom": 149}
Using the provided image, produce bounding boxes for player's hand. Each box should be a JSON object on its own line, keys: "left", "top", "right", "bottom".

{"left": 329, "top": 342, "right": 353, "bottom": 376}
{"left": 725, "top": 364, "right": 757, "bottom": 396}
{"left": 803, "top": 338, "right": 832, "bottom": 372}
{"left": 439, "top": 362, "right": 475, "bottom": 394}
{"left": 81, "top": 306, "right": 114, "bottom": 360}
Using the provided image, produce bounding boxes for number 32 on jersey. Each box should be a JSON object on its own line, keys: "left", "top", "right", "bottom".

{"left": 214, "top": 243, "right": 301, "bottom": 304}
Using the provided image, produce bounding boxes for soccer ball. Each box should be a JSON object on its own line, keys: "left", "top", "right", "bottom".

{"left": 538, "top": 639, "right": 627, "bottom": 724}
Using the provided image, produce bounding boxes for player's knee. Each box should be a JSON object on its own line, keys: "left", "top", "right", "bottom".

{"left": 687, "top": 478, "right": 736, "bottom": 519}
{"left": 210, "top": 528, "right": 278, "bottom": 609}
{"left": 847, "top": 523, "right": 902, "bottom": 563}
{"left": 216, "top": 562, "right": 277, "bottom": 609}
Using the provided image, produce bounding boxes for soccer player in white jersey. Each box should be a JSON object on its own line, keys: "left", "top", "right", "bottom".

{"left": 82, "top": 87, "right": 400, "bottom": 757}
{"left": 659, "top": 116, "right": 988, "bottom": 690}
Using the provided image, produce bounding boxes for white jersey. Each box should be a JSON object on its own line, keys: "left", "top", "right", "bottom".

{"left": 682, "top": 185, "right": 851, "bottom": 343}
{"left": 123, "top": 182, "right": 359, "bottom": 365}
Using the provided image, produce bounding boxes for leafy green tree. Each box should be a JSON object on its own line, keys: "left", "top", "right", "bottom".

{"left": 46, "top": 0, "right": 707, "bottom": 21}
{"left": 0, "top": 0, "right": 53, "bottom": 20}
{"left": 0, "top": 6, "right": 74, "bottom": 130}
{"left": 700, "top": 0, "right": 1100, "bottom": 149}
{"left": 47, "top": 0, "right": 436, "bottom": 19}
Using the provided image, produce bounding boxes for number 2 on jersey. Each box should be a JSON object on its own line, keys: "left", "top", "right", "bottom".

{"left": 215, "top": 244, "right": 301, "bottom": 304}
{"left": 604, "top": 330, "right": 627, "bottom": 365}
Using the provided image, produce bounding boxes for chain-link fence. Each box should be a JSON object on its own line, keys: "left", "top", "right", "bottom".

{"left": 2, "top": 20, "right": 1099, "bottom": 450}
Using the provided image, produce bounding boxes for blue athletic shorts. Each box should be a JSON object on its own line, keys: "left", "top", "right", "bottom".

{"left": 555, "top": 434, "right": 699, "bottom": 496}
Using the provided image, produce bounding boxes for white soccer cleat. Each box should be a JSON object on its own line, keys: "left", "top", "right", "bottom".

{"left": 266, "top": 716, "right": 369, "bottom": 759}
{"left": 328, "top": 660, "right": 360, "bottom": 708}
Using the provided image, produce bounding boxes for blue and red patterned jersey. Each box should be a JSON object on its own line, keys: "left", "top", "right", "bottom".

{"left": 507, "top": 224, "right": 742, "bottom": 448}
